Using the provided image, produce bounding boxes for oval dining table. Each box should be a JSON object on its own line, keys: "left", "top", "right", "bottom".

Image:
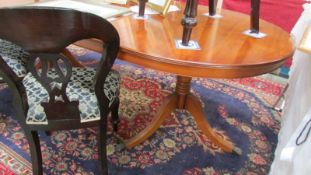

{"left": 75, "top": 3, "right": 294, "bottom": 155}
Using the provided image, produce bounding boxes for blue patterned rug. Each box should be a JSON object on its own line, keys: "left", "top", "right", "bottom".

{"left": 0, "top": 46, "right": 284, "bottom": 174}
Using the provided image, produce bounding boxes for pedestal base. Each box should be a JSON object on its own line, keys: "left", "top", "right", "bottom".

{"left": 124, "top": 75, "right": 242, "bottom": 155}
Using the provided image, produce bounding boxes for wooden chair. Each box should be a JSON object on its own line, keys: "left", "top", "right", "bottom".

{"left": 0, "top": 7, "right": 120, "bottom": 175}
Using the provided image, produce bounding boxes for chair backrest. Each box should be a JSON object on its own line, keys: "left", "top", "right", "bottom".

{"left": 0, "top": 7, "right": 120, "bottom": 113}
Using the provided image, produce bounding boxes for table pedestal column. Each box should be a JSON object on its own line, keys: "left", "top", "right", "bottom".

{"left": 125, "top": 75, "right": 241, "bottom": 155}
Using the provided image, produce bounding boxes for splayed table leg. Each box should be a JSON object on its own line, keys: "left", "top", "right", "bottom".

{"left": 125, "top": 94, "right": 178, "bottom": 148}
{"left": 62, "top": 48, "right": 85, "bottom": 67}
{"left": 125, "top": 75, "right": 241, "bottom": 155}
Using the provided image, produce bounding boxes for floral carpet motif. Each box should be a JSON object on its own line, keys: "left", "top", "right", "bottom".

{"left": 0, "top": 47, "right": 285, "bottom": 174}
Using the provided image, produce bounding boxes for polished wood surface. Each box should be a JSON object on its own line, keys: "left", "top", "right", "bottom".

{"left": 77, "top": 4, "right": 293, "bottom": 78}
{"left": 76, "top": 4, "right": 294, "bottom": 154}
{"left": 116, "top": 6, "right": 293, "bottom": 78}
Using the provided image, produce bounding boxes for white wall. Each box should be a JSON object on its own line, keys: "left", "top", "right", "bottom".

{"left": 0, "top": 0, "right": 37, "bottom": 7}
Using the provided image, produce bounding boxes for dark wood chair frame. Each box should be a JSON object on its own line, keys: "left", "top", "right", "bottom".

{"left": 0, "top": 7, "right": 120, "bottom": 175}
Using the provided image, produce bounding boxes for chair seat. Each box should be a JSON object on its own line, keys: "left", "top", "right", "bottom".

{"left": 0, "top": 39, "right": 28, "bottom": 77}
{"left": 23, "top": 67, "right": 120, "bottom": 125}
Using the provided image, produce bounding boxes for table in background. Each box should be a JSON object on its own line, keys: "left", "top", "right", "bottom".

{"left": 76, "top": 4, "right": 294, "bottom": 154}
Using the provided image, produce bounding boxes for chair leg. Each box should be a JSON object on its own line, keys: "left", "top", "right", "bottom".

{"left": 25, "top": 130, "right": 43, "bottom": 175}
{"left": 111, "top": 98, "right": 120, "bottom": 132}
{"left": 98, "top": 119, "right": 108, "bottom": 175}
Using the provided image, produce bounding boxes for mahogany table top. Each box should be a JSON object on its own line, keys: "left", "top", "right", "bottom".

{"left": 77, "top": 4, "right": 294, "bottom": 78}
